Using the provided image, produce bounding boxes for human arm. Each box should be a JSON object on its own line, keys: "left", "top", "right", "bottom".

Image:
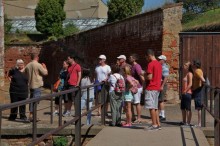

{"left": 38, "top": 63, "right": 48, "bottom": 76}
{"left": 77, "top": 71, "right": 81, "bottom": 86}
{"left": 161, "top": 76, "right": 168, "bottom": 90}
{"left": 183, "top": 73, "right": 193, "bottom": 94}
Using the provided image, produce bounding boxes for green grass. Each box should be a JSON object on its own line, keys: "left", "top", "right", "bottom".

{"left": 183, "top": 8, "right": 220, "bottom": 31}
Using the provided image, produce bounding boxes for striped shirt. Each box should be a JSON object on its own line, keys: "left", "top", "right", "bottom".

{"left": 162, "top": 63, "right": 169, "bottom": 80}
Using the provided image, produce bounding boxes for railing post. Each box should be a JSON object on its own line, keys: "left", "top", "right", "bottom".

{"left": 50, "top": 84, "right": 53, "bottom": 124}
{"left": 101, "top": 83, "right": 106, "bottom": 125}
{"left": 0, "top": 111, "right": 2, "bottom": 144}
{"left": 75, "top": 87, "right": 81, "bottom": 146}
{"left": 214, "top": 90, "right": 220, "bottom": 146}
{"left": 201, "top": 86, "right": 207, "bottom": 127}
{"left": 87, "top": 88, "right": 89, "bottom": 112}
{"left": 58, "top": 95, "right": 62, "bottom": 126}
{"left": 32, "top": 102, "right": 37, "bottom": 141}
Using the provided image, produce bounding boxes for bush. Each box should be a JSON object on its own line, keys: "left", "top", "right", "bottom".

{"left": 4, "top": 15, "right": 12, "bottom": 34}
{"left": 63, "top": 23, "right": 79, "bottom": 36}
{"left": 53, "top": 136, "right": 68, "bottom": 146}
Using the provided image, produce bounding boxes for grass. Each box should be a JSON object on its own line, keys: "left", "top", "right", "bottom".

{"left": 183, "top": 8, "right": 220, "bottom": 31}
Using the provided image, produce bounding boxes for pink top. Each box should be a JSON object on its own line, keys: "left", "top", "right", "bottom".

{"left": 182, "top": 73, "right": 192, "bottom": 94}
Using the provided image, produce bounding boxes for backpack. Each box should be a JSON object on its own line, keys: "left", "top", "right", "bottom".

{"left": 113, "top": 74, "right": 125, "bottom": 93}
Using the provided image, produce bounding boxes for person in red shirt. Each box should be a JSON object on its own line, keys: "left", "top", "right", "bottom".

{"left": 63, "top": 55, "right": 82, "bottom": 116}
{"left": 144, "top": 49, "right": 162, "bottom": 131}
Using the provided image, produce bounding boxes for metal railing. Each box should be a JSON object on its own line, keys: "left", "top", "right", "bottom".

{"left": 201, "top": 85, "right": 220, "bottom": 146}
{"left": 0, "top": 82, "right": 107, "bottom": 146}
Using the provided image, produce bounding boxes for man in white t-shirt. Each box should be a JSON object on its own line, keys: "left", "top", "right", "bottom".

{"left": 95, "top": 55, "right": 111, "bottom": 115}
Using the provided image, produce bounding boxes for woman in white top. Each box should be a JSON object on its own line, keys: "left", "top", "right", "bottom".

{"left": 81, "top": 69, "right": 94, "bottom": 125}
{"left": 108, "top": 65, "right": 125, "bottom": 126}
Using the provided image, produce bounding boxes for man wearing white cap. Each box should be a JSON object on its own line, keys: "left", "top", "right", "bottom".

{"left": 95, "top": 55, "right": 111, "bottom": 115}
{"left": 158, "top": 55, "right": 169, "bottom": 121}
{"left": 117, "top": 55, "right": 131, "bottom": 77}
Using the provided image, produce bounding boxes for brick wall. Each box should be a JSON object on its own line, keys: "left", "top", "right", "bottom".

{"left": 4, "top": 44, "right": 41, "bottom": 75}
{"left": 4, "top": 3, "right": 183, "bottom": 99}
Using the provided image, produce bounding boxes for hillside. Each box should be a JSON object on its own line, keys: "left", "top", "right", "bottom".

{"left": 183, "top": 8, "right": 220, "bottom": 31}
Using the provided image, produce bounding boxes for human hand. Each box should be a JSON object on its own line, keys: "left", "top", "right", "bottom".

{"left": 41, "top": 63, "right": 46, "bottom": 68}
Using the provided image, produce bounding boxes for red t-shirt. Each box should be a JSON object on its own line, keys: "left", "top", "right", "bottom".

{"left": 146, "top": 60, "right": 162, "bottom": 91}
{"left": 68, "top": 63, "right": 81, "bottom": 86}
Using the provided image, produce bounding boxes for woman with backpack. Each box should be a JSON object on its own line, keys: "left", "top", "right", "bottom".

{"left": 123, "top": 66, "right": 140, "bottom": 127}
{"left": 108, "top": 65, "right": 125, "bottom": 126}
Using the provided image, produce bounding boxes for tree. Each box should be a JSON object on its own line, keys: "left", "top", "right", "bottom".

{"left": 107, "top": 0, "right": 144, "bottom": 23}
{"left": 35, "top": 0, "right": 66, "bottom": 37}
{"left": 63, "top": 23, "right": 79, "bottom": 36}
{"left": 174, "top": 0, "right": 220, "bottom": 13}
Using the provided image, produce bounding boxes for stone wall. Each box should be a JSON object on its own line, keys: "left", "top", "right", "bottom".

{"left": 162, "top": 4, "right": 182, "bottom": 100}
{"left": 4, "top": 3, "right": 183, "bottom": 99}
{"left": 4, "top": 44, "right": 41, "bottom": 75}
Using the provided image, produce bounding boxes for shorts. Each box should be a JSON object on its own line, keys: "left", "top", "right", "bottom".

{"left": 144, "top": 90, "right": 160, "bottom": 109}
{"left": 133, "top": 87, "right": 143, "bottom": 104}
{"left": 124, "top": 91, "right": 133, "bottom": 102}
{"left": 65, "top": 85, "right": 77, "bottom": 103}
{"left": 192, "top": 87, "right": 203, "bottom": 110}
{"left": 180, "top": 93, "right": 192, "bottom": 110}
{"left": 96, "top": 84, "right": 109, "bottom": 104}
{"left": 158, "top": 84, "right": 167, "bottom": 102}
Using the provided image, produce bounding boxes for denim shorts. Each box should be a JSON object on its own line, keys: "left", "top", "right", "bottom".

{"left": 181, "top": 93, "right": 192, "bottom": 110}
{"left": 192, "top": 87, "right": 203, "bottom": 110}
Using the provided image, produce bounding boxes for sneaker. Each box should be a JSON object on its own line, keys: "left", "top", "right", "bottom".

{"left": 123, "top": 123, "right": 132, "bottom": 127}
{"left": 53, "top": 111, "right": 59, "bottom": 116}
{"left": 63, "top": 111, "right": 71, "bottom": 117}
{"left": 147, "top": 125, "right": 159, "bottom": 131}
{"left": 158, "top": 125, "right": 162, "bottom": 130}
{"left": 160, "top": 117, "right": 166, "bottom": 121}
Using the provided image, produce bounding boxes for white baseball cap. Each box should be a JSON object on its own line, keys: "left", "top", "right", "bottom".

{"left": 117, "top": 55, "right": 126, "bottom": 60}
{"left": 158, "top": 55, "right": 167, "bottom": 61}
{"left": 98, "top": 55, "right": 106, "bottom": 60}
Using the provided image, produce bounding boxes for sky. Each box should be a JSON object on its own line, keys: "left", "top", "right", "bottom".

{"left": 102, "top": 0, "right": 174, "bottom": 11}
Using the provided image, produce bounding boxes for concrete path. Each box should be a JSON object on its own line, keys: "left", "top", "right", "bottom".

{"left": 86, "top": 126, "right": 209, "bottom": 146}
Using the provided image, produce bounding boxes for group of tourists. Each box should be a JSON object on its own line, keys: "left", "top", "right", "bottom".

{"left": 7, "top": 49, "right": 206, "bottom": 131}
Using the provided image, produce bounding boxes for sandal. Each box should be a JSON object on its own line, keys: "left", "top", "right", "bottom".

{"left": 132, "top": 119, "right": 142, "bottom": 124}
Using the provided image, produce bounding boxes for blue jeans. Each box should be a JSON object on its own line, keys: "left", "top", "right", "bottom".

{"left": 29, "top": 88, "right": 41, "bottom": 113}
{"left": 81, "top": 94, "right": 94, "bottom": 125}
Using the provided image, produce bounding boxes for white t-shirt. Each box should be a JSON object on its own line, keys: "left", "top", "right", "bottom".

{"left": 95, "top": 65, "right": 111, "bottom": 82}
{"left": 108, "top": 73, "right": 124, "bottom": 92}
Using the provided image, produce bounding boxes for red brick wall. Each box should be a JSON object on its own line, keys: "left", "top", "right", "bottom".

{"left": 4, "top": 44, "right": 41, "bottom": 75}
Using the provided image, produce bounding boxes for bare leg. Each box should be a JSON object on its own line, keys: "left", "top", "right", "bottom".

{"left": 149, "top": 109, "right": 157, "bottom": 126}
{"left": 155, "top": 109, "right": 160, "bottom": 126}
{"left": 198, "top": 109, "right": 201, "bottom": 126}
{"left": 181, "top": 110, "right": 186, "bottom": 123}
{"left": 136, "top": 103, "right": 142, "bottom": 120}
{"left": 126, "top": 102, "right": 132, "bottom": 124}
{"left": 186, "top": 110, "right": 192, "bottom": 124}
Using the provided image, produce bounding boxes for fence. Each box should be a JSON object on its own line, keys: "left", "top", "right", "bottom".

{"left": 201, "top": 85, "right": 220, "bottom": 146}
{"left": 0, "top": 82, "right": 107, "bottom": 146}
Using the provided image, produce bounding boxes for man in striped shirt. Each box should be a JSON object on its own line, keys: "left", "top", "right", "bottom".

{"left": 158, "top": 55, "right": 169, "bottom": 121}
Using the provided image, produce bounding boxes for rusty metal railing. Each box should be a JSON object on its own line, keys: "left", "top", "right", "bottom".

{"left": 0, "top": 82, "right": 107, "bottom": 146}
{"left": 201, "top": 85, "right": 220, "bottom": 146}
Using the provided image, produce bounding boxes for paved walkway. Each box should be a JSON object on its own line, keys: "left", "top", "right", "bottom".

{"left": 86, "top": 126, "right": 209, "bottom": 146}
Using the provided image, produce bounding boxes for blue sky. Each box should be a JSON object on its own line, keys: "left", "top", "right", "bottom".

{"left": 102, "top": 0, "right": 174, "bottom": 11}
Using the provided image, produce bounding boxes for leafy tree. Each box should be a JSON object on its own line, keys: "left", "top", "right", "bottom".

{"left": 174, "top": 0, "right": 220, "bottom": 13}
{"left": 107, "top": 0, "right": 144, "bottom": 23}
{"left": 35, "top": 0, "right": 66, "bottom": 37}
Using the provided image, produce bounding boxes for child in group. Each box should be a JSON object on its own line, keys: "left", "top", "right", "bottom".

{"left": 108, "top": 65, "right": 125, "bottom": 126}
{"left": 80, "top": 69, "right": 95, "bottom": 125}
{"left": 53, "top": 60, "right": 69, "bottom": 115}
{"left": 123, "top": 66, "right": 140, "bottom": 127}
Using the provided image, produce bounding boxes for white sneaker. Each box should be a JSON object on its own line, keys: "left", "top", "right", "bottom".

{"left": 53, "top": 111, "right": 59, "bottom": 116}
{"left": 63, "top": 111, "right": 71, "bottom": 117}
